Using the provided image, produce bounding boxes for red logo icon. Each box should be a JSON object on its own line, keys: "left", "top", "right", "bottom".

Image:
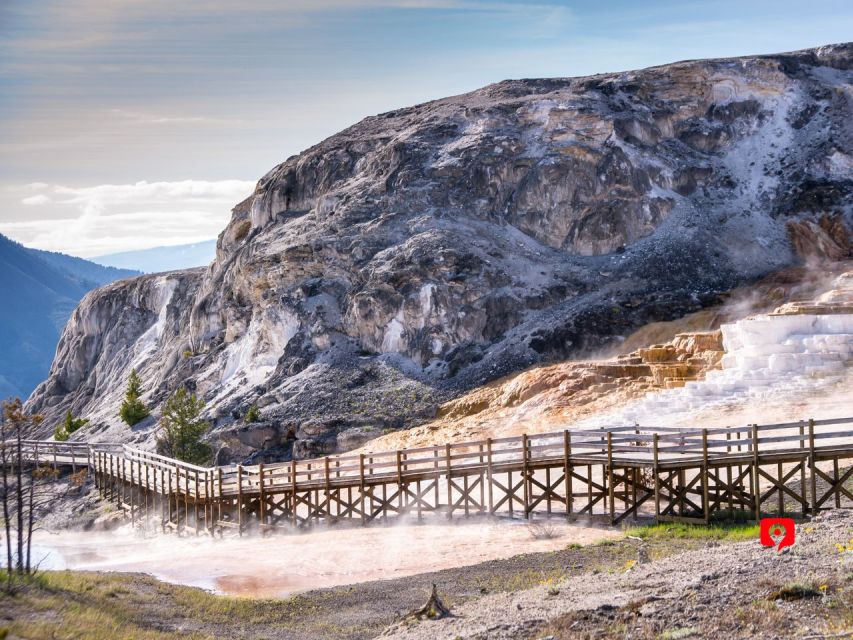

{"left": 760, "top": 517, "right": 796, "bottom": 551}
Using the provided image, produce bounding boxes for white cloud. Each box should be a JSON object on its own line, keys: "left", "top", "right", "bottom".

{"left": 1, "top": 179, "right": 255, "bottom": 257}
{"left": 21, "top": 194, "right": 51, "bottom": 205}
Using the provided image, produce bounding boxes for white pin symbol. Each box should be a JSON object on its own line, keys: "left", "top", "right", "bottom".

{"left": 769, "top": 523, "right": 787, "bottom": 551}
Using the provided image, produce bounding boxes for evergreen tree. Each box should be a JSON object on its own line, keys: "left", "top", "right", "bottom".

{"left": 53, "top": 410, "right": 88, "bottom": 441}
{"left": 119, "top": 369, "right": 150, "bottom": 426}
{"left": 156, "top": 388, "right": 211, "bottom": 465}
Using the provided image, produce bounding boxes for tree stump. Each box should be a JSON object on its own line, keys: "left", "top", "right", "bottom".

{"left": 411, "top": 584, "right": 451, "bottom": 620}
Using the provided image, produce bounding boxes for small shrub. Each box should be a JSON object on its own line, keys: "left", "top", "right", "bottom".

{"left": 54, "top": 410, "right": 88, "bottom": 441}
{"left": 69, "top": 469, "right": 88, "bottom": 488}
{"left": 770, "top": 582, "right": 823, "bottom": 601}
{"left": 244, "top": 403, "right": 261, "bottom": 423}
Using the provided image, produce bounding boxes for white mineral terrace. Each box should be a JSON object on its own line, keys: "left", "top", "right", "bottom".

{"left": 582, "top": 310, "right": 853, "bottom": 428}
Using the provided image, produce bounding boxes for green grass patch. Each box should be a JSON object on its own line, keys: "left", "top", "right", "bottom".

{"left": 626, "top": 521, "right": 760, "bottom": 542}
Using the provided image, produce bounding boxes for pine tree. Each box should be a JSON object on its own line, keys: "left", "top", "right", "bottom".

{"left": 156, "top": 388, "right": 211, "bottom": 465}
{"left": 119, "top": 369, "right": 150, "bottom": 426}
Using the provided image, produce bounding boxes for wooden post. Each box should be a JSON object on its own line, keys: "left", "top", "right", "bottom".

{"left": 324, "top": 456, "right": 332, "bottom": 522}
{"left": 702, "top": 429, "right": 709, "bottom": 524}
{"left": 607, "top": 432, "right": 615, "bottom": 524}
{"left": 160, "top": 467, "right": 167, "bottom": 530}
{"left": 193, "top": 470, "right": 200, "bottom": 535}
{"left": 564, "top": 430, "right": 573, "bottom": 518}
{"left": 799, "top": 421, "right": 807, "bottom": 518}
{"left": 834, "top": 457, "right": 842, "bottom": 508}
{"left": 231, "top": 465, "right": 240, "bottom": 535}
{"left": 522, "top": 434, "right": 530, "bottom": 520}
{"left": 167, "top": 470, "right": 174, "bottom": 530}
{"left": 204, "top": 469, "right": 210, "bottom": 532}
{"left": 107, "top": 454, "right": 113, "bottom": 501}
{"left": 258, "top": 464, "right": 266, "bottom": 528}
{"left": 478, "top": 444, "right": 484, "bottom": 512}
{"left": 726, "top": 431, "right": 734, "bottom": 514}
{"left": 395, "top": 451, "right": 403, "bottom": 515}
{"left": 290, "top": 458, "right": 299, "bottom": 529}
{"left": 752, "top": 423, "right": 760, "bottom": 522}
{"left": 306, "top": 463, "right": 313, "bottom": 526}
{"left": 433, "top": 448, "right": 439, "bottom": 509}
{"left": 486, "top": 438, "right": 494, "bottom": 515}
{"left": 587, "top": 464, "right": 593, "bottom": 516}
{"left": 130, "top": 458, "right": 136, "bottom": 526}
{"left": 217, "top": 468, "right": 223, "bottom": 531}
{"left": 808, "top": 418, "right": 817, "bottom": 515}
{"left": 653, "top": 434, "right": 660, "bottom": 519}
{"left": 137, "top": 459, "right": 144, "bottom": 520}
{"left": 184, "top": 469, "right": 190, "bottom": 533}
{"left": 445, "top": 444, "right": 453, "bottom": 519}
{"left": 358, "top": 454, "right": 366, "bottom": 526}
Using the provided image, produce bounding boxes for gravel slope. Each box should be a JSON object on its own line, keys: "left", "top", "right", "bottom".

{"left": 383, "top": 511, "right": 853, "bottom": 640}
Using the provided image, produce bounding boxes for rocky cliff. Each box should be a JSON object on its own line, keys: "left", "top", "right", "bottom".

{"left": 26, "top": 44, "right": 853, "bottom": 460}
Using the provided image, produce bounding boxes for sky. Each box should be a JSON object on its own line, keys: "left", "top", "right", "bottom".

{"left": 0, "top": 0, "right": 851, "bottom": 258}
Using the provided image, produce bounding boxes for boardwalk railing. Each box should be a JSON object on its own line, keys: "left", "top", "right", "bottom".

{"left": 6, "top": 416, "right": 853, "bottom": 533}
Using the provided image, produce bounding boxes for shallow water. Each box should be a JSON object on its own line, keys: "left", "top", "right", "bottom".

{"left": 7, "top": 517, "right": 618, "bottom": 598}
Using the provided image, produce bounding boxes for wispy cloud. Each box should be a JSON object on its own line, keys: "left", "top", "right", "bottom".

{"left": 2, "top": 180, "right": 255, "bottom": 257}
{"left": 108, "top": 109, "right": 246, "bottom": 126}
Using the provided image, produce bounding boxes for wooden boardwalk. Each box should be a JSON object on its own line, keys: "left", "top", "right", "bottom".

{"left": 9, "top": 417, "right": 853, "bottom": 534}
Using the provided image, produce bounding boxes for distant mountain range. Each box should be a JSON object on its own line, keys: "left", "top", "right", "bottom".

{"left": 92, "top": 240, "right": 217, "bottom": 273}
{"left": 0, "top": 233, "right": 140, "bottom": 399}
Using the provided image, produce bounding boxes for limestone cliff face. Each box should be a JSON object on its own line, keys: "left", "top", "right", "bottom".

{"left": 26, "top": 44, "right": 853, "bottom": 460}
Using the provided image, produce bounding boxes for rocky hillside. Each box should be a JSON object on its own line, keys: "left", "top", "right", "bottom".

{"left": 26, "top": 44, "right": 853, "bottom": 460}
{"left": 362, "top": 264, "right": 853, "bottom": 453}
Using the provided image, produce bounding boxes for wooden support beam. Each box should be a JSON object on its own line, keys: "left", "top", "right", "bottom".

{"left": 237, "top": 465, "right": 244, "bottom": 536}
{"left": 564, "top": 430, "right": 573, "bottom": 519}
{"left": 445, "top": 444, "right": 453, "bottom": 519}
{"left": 702, "top": 429, "right": 709, "bottom": 524}
{"left": 607, "top": 433, "right": 615, "bottom": 524}
{"left": 486, "top": 439, "right": 494, "bottom": 515}
{"left": 809, "top": 418, "right": 817, "bottom": 514}
{"left": 752, "top": 423, "right": 760, "bottom": 522}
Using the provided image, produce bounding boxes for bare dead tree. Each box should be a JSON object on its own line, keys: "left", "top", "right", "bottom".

{"left": 14, "top": 409, "right": 23, "bottom": 575}
{"left": 1, "top": 398, "right": 44, "bottom": 587}
{"left": 1, "top": 410, "right": 12, "bottom": 593}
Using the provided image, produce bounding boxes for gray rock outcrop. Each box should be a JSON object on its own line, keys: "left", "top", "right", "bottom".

{"left": 26, "top": 43, "right": 853, "bottom": 460}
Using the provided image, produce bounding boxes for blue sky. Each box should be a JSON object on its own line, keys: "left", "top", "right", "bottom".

{"left": 1, "top": 0, "right": 851, "bottom": 256}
